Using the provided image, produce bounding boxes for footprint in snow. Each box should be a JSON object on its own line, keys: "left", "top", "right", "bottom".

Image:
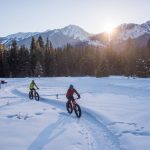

{"left": 72, "top": 142, "right": 82, "bottom": 149}
{"left": 78, "top": 130, "right": 84, "bottom": 135}
{"left": 121, "top": 130, "right": 150, "bottom": 137}
{"left": 35, "top": 112, "right": 43, "bottom": 115}
{"left": 108, "top": 121, "right": 137, "bottom": 127}
{"left": 7, "top": 114, "right": 32, "bottom": 120}
{"left": 7, "top": 114, "right": 17, "bottom": 118}
{"left": 42, "top": 108, "right": 47, "bottom": 111}
{"left": 52, "top": 107, "right": 56, "bottom": 110}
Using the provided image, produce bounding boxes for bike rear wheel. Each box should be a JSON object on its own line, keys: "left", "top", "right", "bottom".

{"left": 74, "top": 104, "right": 81, "bottom": 118}
{"left": 29, "top": 91, "right": 33, "bottom": 99}
{"left": 66, "top": 102, "right": 73, "bottom": 114}
{"left": 35, "top": 92, "right": 39, "bottom": 101}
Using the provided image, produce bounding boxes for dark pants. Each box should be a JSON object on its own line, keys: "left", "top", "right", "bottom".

{"left": 67, "top": 96, "right": 75, "bottom": 102}
{"left": 30, "top": 88, "right": 35, "bottom": 95}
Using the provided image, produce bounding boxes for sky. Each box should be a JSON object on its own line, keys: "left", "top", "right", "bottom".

{"left": 0, "top": 0, "right": 150, "bottom": 36}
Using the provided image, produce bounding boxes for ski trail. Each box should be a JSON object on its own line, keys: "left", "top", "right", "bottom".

{"left": 0, "top": 89, "right": 27, "bottom": 109}
{"left": 28, "top": 113, "right": 71, "bottom": 150}
{"left": 81, "top": 112, "right": 120, "bottom": 150}
{"left": 0, "top": 100, "right": 24, "bottom": 109}
{"left": 10, "top": 88, "right": 122, "bottom": 150}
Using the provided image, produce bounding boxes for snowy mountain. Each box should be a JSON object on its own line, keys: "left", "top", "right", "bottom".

{"left": 0, "top": 25, "right": 103, "bottom": 48}
{"left": 0, "top": 32, "right": 39, "bottom": 45}
{"left": 1, "top": 21, "right": 150, "bottom": 49}
{"left": 113, "top": 21, "right": 150, "bottom": 40}
{"left": 61, "top": 25, "right": 90, "bottom": 41}
{"left": 91, "top": 21, "right": 150, "bottom": 48}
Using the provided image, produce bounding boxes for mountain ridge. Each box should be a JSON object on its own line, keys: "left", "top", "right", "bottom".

{"left": 0, "top": 21, "right": 150, "bottom": 48}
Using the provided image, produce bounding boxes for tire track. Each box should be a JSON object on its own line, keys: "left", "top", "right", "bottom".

{"left": 10, "top": 88, "right": 122, "bottom": 150}
{"left": 0, "top": 89, "right": 27, "bottom": 109}
{"left": 28, "top": 113, "right": 71, "bottom": 150}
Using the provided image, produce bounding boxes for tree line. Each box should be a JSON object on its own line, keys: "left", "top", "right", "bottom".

{"left": 0, "top": 36, "right": 150, "bottom": 78}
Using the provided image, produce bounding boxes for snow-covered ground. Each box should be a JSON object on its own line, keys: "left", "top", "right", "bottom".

{"left": 0, "top": 76, "right": 150, "bottom": 150}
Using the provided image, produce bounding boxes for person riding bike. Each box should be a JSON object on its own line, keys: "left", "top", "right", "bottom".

{"left": 29, "top": 80, "right": 39, "bottom": 95}
{"left": 66, "top": 84, "right": 80, "bottom": 102}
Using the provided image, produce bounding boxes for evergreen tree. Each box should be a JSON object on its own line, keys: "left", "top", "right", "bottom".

{"left": 96, "top": 59, "right": 109, "bottom": 77}
{"left": 124, "top": 38, "right": 137, "bottom": 76}
{"left": 1, "top": 35, "right": 150, "bottom": 78}
{"left": 44, "top": 38, "right": 51, "bottom": 76}
{"left": 147, "top": 38, "right": 150, "bottom": 49}
{"left": 136, "top": 58, "right": 147, "bottom": 77}
{"left": 34, "top": 61, "right": 44, "bottom": 77}
{"left": 2, "top": 49, "right": 9, "bottom": 77}
{"left": 8, "top": 40, "right": 18, "bottom": 77}
{"left": 30, "top": 37, "right": 37, "bottom": 76}
{"left": 0, "top": 46, "right": 4, "bottom": 77}
{"left": 18, "top": 46, "right": 30, "bottom": 77}
{"left": 37, "top": 35, "right": 44, "bottom": 49}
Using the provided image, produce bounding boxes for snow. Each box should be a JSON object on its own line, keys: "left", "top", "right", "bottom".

{"left": 1, "top": 32, "right": 39, "bottom": 45}
{"left": 86, "top": 39, "right": 106, "bottom": 47}
{"left": 1, "top": 21, "right": 150, "bottom": 47}
{"left": 61, "top": 25, "right": 90, "bottom": 41}
{"left": 1, "top": 25, "right": 96, "bottom": 47}
{"left": 116, "top": 21, "right": 150, "bottom": 40}
{"left": 6, "top": 32, "right": 39, "bottom": 40}
{"left": 0, "top": 76, "right": 150, "bottom": 150}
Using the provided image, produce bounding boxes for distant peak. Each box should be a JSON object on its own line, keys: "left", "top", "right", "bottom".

{"left": 60, "top": 25, "right": 90, "bottom": 41}
{"left": 145, "top": 21, "right": 150, "bottom": 25}
{"left": 66, "top": 24, "right": 79, "bottom": 27}
{"left": 63, "top": 24, "right": 84, "bottom": 30}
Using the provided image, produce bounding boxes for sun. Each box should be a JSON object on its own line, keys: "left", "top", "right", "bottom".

{"left": 105, "top": 23, "right": 115, "bottom": 33}
{"left": 104, "top": 22, "right": 116, "bottom": 41}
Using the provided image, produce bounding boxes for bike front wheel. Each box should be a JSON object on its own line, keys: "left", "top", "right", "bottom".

{"left": 35, "top": 92, "right": 39, "bottom": 101}
{"left": 74, "top": 104, "right": 81, "bottom": 118}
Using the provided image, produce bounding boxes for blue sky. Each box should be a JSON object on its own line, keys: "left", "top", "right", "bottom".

{"left": 0, "top": 0, "right": 150, "bottom": 36}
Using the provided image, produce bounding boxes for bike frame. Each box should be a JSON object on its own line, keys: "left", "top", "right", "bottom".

{"left": 70, "top": 98, "right": 78, "bottom": 109}
{"left": 70, "top": 100, "right": 76, "bottom": 109}
{"left": 31, "top": 88, "right": 38, "bottom": 96}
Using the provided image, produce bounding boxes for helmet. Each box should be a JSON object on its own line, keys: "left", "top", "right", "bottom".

{"left": 32, "top": 80, "right": 35, "bottom": 83}
{"left": 69, "top": 84, "right": 74, "bottom": 89}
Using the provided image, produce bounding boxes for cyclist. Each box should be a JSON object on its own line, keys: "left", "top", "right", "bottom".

{"left": 66, "top": 84, "right": 80, "bottom": 102}
{"left": 29, "top": 80, "right": 39, "bottom": 95}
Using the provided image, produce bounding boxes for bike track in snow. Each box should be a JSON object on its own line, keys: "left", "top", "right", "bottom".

{"left": 6, "top": 86, "right": 123, "bottom": 150}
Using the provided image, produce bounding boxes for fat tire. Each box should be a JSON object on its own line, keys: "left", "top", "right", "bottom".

{"left": 35, "top": 92, "right": 39, "bottom": 101}
{"left": 29, "top": 91, "right": 33, "bottom": 99}
{"left": 74, "top": 104, "right": 81, "bottom": 118}
{"left": 66, "top": 102, "right": 73, "bottom": 114}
